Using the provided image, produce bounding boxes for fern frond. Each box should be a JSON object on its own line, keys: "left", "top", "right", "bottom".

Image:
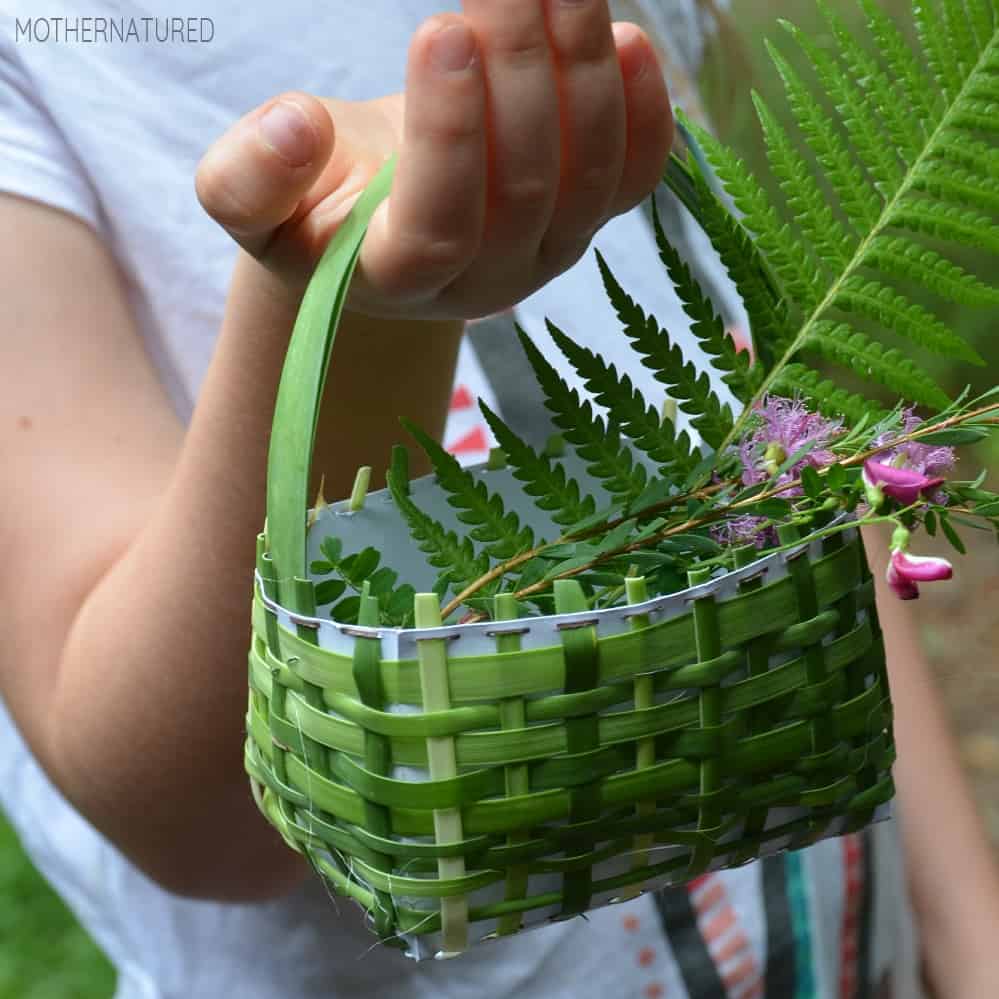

{"left": 515, "top": 325, "right": 648, "bottom": 501}
{"left": 478, "top": 399, "right": 598, "bottom": 526}
{"left": 402, "top": 420, "right": 534, "bottom": 560}
{"left": 857, "top": 0, "right": 935, "bottom": 120}
{"left": 864, "top": 236, "right": 999, "bottom": 306}
{"left": 543, "top": 320, "right": 699, "bottom": 477}
{"left": 677, "top": 126, "right": 823, "bottom": 310}
{"left": 771, "top": 363, "right": 889, "bottom": 425}
{"left": 386, "top": 458, "right": 490, "bottom": 595}
{"left": 931, "top": 133, "right": 999, "bottom": 175}
{"left": 891, "top": 198, "right": 999, "bottom": 253}
{"left": 648, "top": 197, "right": 758, "bottom": 397}
{"left": 803, "top": 322, "right": 951, "bottom": 409}
{"left": 751, "top": 92, "right": 857, "bottom": 273}
{"left": 966, "top": 0, "right": 995, "bottom": 49}
{"left": 773, "top": 21, "right": 902, "bottom": 194}
{"left": 663, "top": 149, "right": 793, "bottom": 369}
{"left": 943, "top": 0, "right": 980, "bottom": 76}
{"left": 914, "top": 0, "right": 962, "bottom": 99}
{"left": 912, "top": 164, "right": 999, "bottom": 214}
{"left": 693, "top": 3, "right": 998, "bottom": 464}
{"left": 595, "top": 251, "right": 735, "bottom": 449}
{"left": 833, "top": 275, "right": 984, "bottom": 362}
{"left": 817, "top": 0, "right": 924, "bottom": 158}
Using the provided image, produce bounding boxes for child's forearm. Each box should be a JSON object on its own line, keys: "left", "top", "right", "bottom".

{"left": 46, "top": 252, "right": 463, "bottom": 900}
{"left": 864, "top": 527, "right": 999, "bottom": 997}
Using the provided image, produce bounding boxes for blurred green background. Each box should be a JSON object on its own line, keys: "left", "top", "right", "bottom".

{"left": 1, "top": 1, "right": 996, "bottom": 995}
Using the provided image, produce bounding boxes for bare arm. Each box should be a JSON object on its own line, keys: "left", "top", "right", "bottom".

{"left": 865, "top": 526, "right": 999, "bottom": 997}
{"left": 1, "top": 3, "right": 672, "bottom": 901}
{"left": 1, "top": 196, "right": 462, "bottom": 900}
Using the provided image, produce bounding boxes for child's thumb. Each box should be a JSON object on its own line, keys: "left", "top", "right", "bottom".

{"left": 195, "top": 92, "right": 334, "bottom": 259}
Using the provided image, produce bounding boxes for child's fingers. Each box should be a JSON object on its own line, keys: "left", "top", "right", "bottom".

{"left": 358, "top": 16, "right": 487, "bottom": 306}
{"left": 535, "top": 0, "right": 626, "bottom": 273}
{"left": 195, "top": 92, "right": 335, "bottom": 259}
{"left": 458, "top": 0, "right": 562, "bottom": 261}
{"left": 606, "top": 24, "right": 674, "bottom": 220}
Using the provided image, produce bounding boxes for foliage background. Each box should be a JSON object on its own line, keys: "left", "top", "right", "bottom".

{"left": 1, "top": 0, "right": 996, "bottom": 995}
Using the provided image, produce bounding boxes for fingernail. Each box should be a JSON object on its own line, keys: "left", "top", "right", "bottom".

{"left": 613, "top": 24, "right": 652, "bottom": 81}
{"left": 429, "top": 23, "right": 476, "bottom": 73}
{"left": 258, "top": 100, "right": 317, "bottom": 166}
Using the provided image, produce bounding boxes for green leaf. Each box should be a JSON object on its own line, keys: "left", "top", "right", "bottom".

{"left": 938, "top": 513, "right": 967, "bottom": 554}
{"left": 314, "top": 579, "right": 347, "bottom": 605}
{"left": 331, "top": 596, "right": 362, "bottom": 623}
{"left": 340, "top": 547, "right": 380, "bottom": 584}
{"left": 916, "top": 428, "right": 989, "bottom": 444}
{"left": 320, "top": 537, "right": 343, "bottom": 564}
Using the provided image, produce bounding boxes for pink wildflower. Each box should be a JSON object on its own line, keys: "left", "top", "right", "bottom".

{"left": 862, "top": 460, "right": 945, "bottom": 509}
{"left": 886, "top": 549, "right": 954, "bottom": 601}
{"left": 738, "top": 395, "right": 841, "bottom": 496}
{"left": 872, "top": 407, "right": 955, "bottom": 504}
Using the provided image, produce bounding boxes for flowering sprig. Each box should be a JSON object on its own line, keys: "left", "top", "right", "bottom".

{"left": 436, "top": 396, "right": 999, "bottom": 619}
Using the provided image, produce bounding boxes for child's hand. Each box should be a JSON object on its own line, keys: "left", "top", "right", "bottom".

{"left": 195, "top": 1, "right": 672, "bottom": 319}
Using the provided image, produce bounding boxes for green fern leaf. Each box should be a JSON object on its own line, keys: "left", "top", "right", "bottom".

{"left": 687, "top": 1, "right": 999, "bottom": 459}
{"left": 804, "top": 322, "right": 950, "bottom": 409}
{"left": 595, "top": 250, "right": 735, "bottom": 449}
{"left": 913, "top": 164, "right": 999, "bottom": 214}
{"left": 914, "top": 0, "right": 962, "bottom": 99}
{"left": 864, "top": 236, "right": 999, "bottom": 306}
{"left": 386, "top": 456, "right": 491, "bottom": 596}
{"left": 944, "top": 0, "right": 980, "bottom": 74}
{"left": 833, "top": 275, "right": 985, "bottom": 362}
{"left": 817, "top": 0, "right": 924, "bottom": 158}
{"left": 648, "top": 197, "right": 758, "bottom": 398}
{"left": 663, "top": 149, "right": 793, "bottom": 369}
{"left": 478, "top": 399, "right": 598, "bottom": 526}
{"left": 515, "top": 325, "right": 648, "bottom": 501}
{"left": 857, "top": 0, "right": 935, "bottom": 121}
{"left": 951, "top": 98, "right": 999, "bottom": 132}
{"left": 677, "top": 124, "right": 823, "bottom": 310}
{"left": 402, "top": 420, "right": 534, "bottom": 560}
{"left": 773, "top": 21, "right": 902, "bottom": 195}
{"left": 966, "top": 0, "right": 995, "bottom": 49}
{"left": 751, "top": 91, "right": 854, "bottom": 268}
{"left": 891, "top": 199, "right": 999, "bottom": 253}
{"left": 543, "top": 319, "right": 699, "bottom": 476}
{"left": 932, "top": 134, "right": 999, "bottom": 177}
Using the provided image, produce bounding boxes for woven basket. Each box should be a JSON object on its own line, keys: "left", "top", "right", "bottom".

{"left": 244, "top": 160, "right": 896, "bottom": 960}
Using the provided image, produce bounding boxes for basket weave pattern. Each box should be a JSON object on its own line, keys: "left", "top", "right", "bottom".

{"left": 245, "top": 522, "right": 894, "bottom": 957}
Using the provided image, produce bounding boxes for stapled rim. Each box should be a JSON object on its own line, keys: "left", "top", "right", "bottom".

{"left": 255, "top": 517, "right": 858, "bottom": 644}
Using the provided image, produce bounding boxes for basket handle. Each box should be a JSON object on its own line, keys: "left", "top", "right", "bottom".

{"left": 265, "top": 156, "right": 397, "bottom": 607}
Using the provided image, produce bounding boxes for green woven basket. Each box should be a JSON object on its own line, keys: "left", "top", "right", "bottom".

{"left": 244, "top": 159, "right": 896, "bottom": 960}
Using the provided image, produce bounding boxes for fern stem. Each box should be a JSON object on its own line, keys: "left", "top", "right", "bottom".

{"left": 704, "top": 27, "right": 999, "bottom": 484}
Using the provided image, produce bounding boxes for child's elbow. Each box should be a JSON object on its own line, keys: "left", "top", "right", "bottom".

{"left": 135, "top": 834, "right": 313, "bottom": 903}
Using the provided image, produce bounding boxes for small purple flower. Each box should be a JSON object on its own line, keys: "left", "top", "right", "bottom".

{"left": 738, "top": 395, "right": 841, "bottom": 495}
{"left": 886, "top": 549, "right": 953, "bottom": 601}
{"left": 710, "top": 514, "right": 775, "bottom": 549}
{"left": 862, "top": 460, "right": 946, "bottom": 509}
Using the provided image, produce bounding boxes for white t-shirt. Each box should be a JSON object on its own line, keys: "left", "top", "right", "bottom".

{"left": 0, "top": 3, "right": 924, "bottom": 997}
